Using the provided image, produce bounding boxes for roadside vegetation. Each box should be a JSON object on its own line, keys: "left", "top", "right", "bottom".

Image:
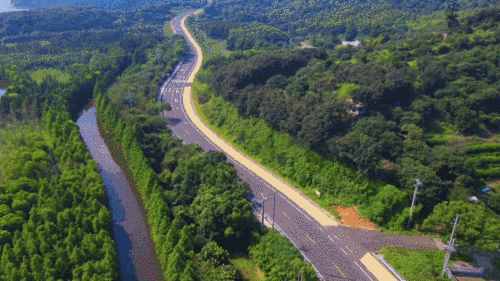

{"left": 0, "top": 2, "right": 204, "bottom": 280}
{"left": 1, "top": 1, "right": 320, "bottom": 280}
{"left": 380, "top": 247, "right": 447, "bottom": 281}
{"left": 94, "top": 15, "right": 318, "bottom": 281}
{"left": 0, "top": 38, "right": 122, "bottom": 279}
{"left": 230, "top": 257, "right": 265, "bottom": 281}
{"left": 0, "top": 116, "right": 117, "bottom": 280}
{"left": 191, "top": 1, "right": 500, "bottom": 255}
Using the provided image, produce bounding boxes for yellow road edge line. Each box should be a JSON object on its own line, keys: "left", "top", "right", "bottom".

{"left": 360, "top": 253, "right": 399, "bottom": 281}
{"left": 178, "top": 13, "right": 339, "bottom": 228}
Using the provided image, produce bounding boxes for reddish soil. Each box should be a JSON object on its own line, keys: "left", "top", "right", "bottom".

{"left": 336, "top": 206, "right": 378, "bottom": 230}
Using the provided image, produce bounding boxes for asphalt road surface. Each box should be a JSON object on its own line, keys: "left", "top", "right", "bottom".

{"left": 159, "top": 11, "right": 436, "bottom": 281}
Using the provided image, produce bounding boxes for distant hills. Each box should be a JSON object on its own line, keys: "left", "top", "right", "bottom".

{"left": 203, "top": 0, "right": 497, "bottom": 43}
{"left": 12, "top": 0, "right": 206, "bottom": 9}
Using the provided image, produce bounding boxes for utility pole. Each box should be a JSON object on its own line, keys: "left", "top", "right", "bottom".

{"left": 260, "top": 192, "right": 277, "bottom": 229}
{"left": 272, "top": 192, "right": 276, "bottom": 229}
{"left": 442, "top": 215, "right": 460, "bottom": 277}
{"left": 261, "top": 200, "right": 265, "bottom": 225}
{"left": 407, "top": 179, "right": 423, "bottom": 228}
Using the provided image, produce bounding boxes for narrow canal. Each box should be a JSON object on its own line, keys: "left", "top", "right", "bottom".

{"left": 77, "top": 106, "right": 163, "bottom": 281}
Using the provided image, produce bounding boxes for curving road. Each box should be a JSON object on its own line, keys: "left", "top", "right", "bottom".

{"left": 159, "top": 11, "right": 436, "bottom": 281}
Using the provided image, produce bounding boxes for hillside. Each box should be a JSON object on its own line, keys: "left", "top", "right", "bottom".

{"left": 0, "top": 4, "right": 320, "bottom": 281}
{"left": 193, "top": 4, "right": 500, "bottom": 253}
{"left": 199, "top": 0, "right": 496, "bottom": 49}
{"left": 12, "top": 0, "right": 205, "bottom": 9}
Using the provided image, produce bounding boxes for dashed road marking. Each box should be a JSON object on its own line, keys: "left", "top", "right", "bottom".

{"left": 282, "top": 211, "right": 290, "bottom": 220}
{"left": 340, "top": 247, "right": 348, "bottom": 256}
{"left": 345, "top": 245, "right": 354, "bottom": 254}
{"left": 305, "top": 234, "right": 316, "bottom": 245}
{"left": 328, "top": 235, "right": 336, "bottom": 243}
{"left": 334, "top": 264, "right": 347, "bottom": 278}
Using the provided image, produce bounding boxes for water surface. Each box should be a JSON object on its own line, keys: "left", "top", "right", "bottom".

{"left": 77, "top": 107, "right": 163, "bottom": 281}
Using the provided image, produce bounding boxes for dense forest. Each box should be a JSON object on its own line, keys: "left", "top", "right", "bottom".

{"left": 0, "top": 3, "right": 168, "bottom": 279}
{"left": 1, "top": 0, "right": 499, "bottom": 280}
{"left": 193, "top": 3, "right": 500, "bottom": 253}
{"left": 1, "top": 2, "right": 320, "bottom": 281}
{"left": 198, "top": 0, "right": 496, "bottom": 49}
{"left": 0, "top": 29, "right": 120, "bottom": 280}
{"left": 94, "top": 16, "right": 317, "bottom": 280}
{"left": 0, "top": 113, "right": 117, "bottom": 281}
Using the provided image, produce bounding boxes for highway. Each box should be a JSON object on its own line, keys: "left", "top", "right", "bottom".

{"left": 159, "top": 11, "right": 436, "bottom": 281}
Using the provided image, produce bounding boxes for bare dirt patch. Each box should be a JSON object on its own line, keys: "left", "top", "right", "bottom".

{"left": 336, "top": 206, "right": 378, "bottom": 230}
{"left": 487, "top": 179, "right": 500, "bottom": 191}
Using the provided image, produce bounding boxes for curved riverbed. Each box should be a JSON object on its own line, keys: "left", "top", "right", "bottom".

{"left": 77, "top": 107, "right": 163, "bottom": 281}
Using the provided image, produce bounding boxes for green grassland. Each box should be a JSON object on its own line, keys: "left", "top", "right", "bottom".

{"left": 381, "top": 247, "right": 447, "bottom": 281}
{"left": 231, "top": 257, "right": 265, "bottom": 281}
{"left": 31, "top": 68, "right": 72, "bottom": 84}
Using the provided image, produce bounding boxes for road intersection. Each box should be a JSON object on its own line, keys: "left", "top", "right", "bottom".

{"left": 159, "top": 11, "right": 437, "bottom": 281}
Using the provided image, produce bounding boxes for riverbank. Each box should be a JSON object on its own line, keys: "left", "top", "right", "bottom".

{"left": 78, "top": 107, "right": 163, "bottom": 281}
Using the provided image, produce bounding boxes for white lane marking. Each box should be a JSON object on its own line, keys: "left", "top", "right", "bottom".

{"left": 355, "top": 261, "right": 375, "bottom": 281}
{"left": 345, "top": 245, "right": 354, "bottom": 254}
{"left": 305, "top": 233, "right": 316, "bottom": 245}
{"left": 277, "top": 193, "right": 313, "bottom": 222}
{"left": 328, "top": 235, "right": 336, "bottom": 243}
{"left": 282, "top": 211, "right": 290, "bottom": 220}
{"left": 334, "top": 264, "right": 347, "bottom": 278}
{"left": 161, "top": 19, "right": 337, "bottom": 281}
{"left": 340, "top": 247, "right": 348, "bottom": 256}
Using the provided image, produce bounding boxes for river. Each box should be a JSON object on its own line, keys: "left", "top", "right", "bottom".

{"left": 77, "top": 107, "right": 163, "bottom": 281}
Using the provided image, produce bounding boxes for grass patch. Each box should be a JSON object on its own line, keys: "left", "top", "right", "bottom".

{"left": 336, "top": 83, "right": 360, "bottom": 100}
{"left": 371, "top": 49, "right": 394, "bottom": 64}
{"left": 231, "top": 257, "right": 265, "bottom": 281}
{"left": 31, "top": 68, "right": 71, "bottom": 85}
{"left": 407, "top": 11, "right": 447, "bottom": 33}
{"left": 381, "top": 247, "right": 447, "bottom": 281}
{"left": 466, "top": 143, "right": 500, "bottom": 154}
{"left": 427, "top": 133, "right": 465, "bottom": 145}
{"left": 408, "top": 60, "right": 418, "bottom": 70}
